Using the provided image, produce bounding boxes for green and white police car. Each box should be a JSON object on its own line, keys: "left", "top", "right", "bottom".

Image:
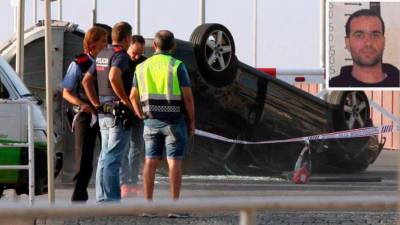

{"left": 0, "top": 55, "right": 62, "bottom": 197}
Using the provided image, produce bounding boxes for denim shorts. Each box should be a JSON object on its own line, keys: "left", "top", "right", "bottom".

{"left": 143, "top": 120, "right": 188, "bottom": 160}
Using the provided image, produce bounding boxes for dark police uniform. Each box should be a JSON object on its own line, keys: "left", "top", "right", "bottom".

{"left": 62, "top": 53, "right": 99, "bottom": 201}
{"left": 93, "top": 45, "right": 132, "bottom": 101}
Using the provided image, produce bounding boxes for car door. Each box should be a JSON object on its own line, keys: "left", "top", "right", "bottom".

{"left": 0, "top": 71, "right": 23, "bottom": 184}
{"left": 0, "top": 70, "right": 23, "bottom": 142}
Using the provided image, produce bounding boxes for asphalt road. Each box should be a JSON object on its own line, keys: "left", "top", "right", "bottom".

{"left": 0, "top": 150, "right": 398, "bottom": 225}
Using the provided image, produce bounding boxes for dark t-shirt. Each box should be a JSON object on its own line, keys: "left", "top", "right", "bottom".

{"left": 87, "top": 45, "right": 131, "bottom": 96}
{"left": 129, "top": 55, "right": 147, "bottom": 75}
{"left": 329, "top": 63, "right": 400, "bottom": 88}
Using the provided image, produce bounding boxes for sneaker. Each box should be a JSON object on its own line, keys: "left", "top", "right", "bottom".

{"left": 130, "top": 185, "right": 143, "bottom": 196}
{"left": 121, "top": 184, "right": 142, "bottom": 198}
{"left": 167, "top": 212, "right": 190, "bottom": 218}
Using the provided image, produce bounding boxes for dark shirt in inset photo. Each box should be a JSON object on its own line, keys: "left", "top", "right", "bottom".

{"left": 329, "top": 63, "right": 400, "bottom": 88}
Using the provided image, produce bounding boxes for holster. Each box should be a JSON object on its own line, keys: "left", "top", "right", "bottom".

{"left": 98, "top": 102, "right": 135, "bottom": 130}
{"left": 114, "top": 102, "right": 135, "bottom": 130}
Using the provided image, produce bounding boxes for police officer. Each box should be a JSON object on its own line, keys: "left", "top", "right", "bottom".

{"left": 61, "top": 26, "right": 108, "bottom": 201}
{"left": 130, "top": 30, "right": 195, "bottom": 217}
{"left": 94, "top": 23, "right": 112, "bottom": 47}
{"left": 120, "top": 35, "right": 147, "bottom": 198}
{"left": 83, "top": 21, "right": 134, "bottom": 202}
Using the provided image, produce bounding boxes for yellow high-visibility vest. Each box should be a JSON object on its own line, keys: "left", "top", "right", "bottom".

{"left": 136, "top": 54, "right": 183, "bottom": 119}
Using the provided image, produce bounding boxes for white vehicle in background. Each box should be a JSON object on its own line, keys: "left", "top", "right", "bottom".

{"left": 0, "top": 55, "right": 62, "bottom": 197}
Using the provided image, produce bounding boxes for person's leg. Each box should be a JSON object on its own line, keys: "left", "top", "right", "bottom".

{"left": 71, "top": 113, "right": 87, "bottom": 201}
{"left": 164, "top": 120, "right": 190, "bottom": 218}
{"left": 102, "top": 120, "right": 131, "bottom": 201}
{"left": 166, "top": 159, "right": 182, "bottom": 199}
{"left": 142, "top": 158, "right": 160, "bottom": 200}
{"left": 79, "top": 118, "right": 98, "bottom": 193}
{"left": 72, "top": 113, "right": 98, "bottom": 201}
{"left": 142, "top": 125, "right": 163, "bottom": 201}
{"left": 164, "top": 120, "right": 188, "bottom": 200}
{"left": 95, "top": 115, "right": 112, "bottom": 202}
{"left": 130, "top": 120, "right": 144, "bottom": 189}
{"left": 119, "top": 126, "right": 133, "bottom": 197}
{"left": 119, "top": 138, "right": 131, "bottom": 185}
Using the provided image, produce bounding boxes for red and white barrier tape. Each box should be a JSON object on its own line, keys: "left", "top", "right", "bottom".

{"left": 194, "top": 125, "right": 399, "bottom": 145}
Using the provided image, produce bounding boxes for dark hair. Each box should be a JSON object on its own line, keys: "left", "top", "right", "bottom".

{"left": 132, "top": 35, "right": 145, "bottom": 45}
{"left": 154, "top": 30, "right": 175, "bottom": 51}
{"left": 112, "top": 21, "right": 132, "bottom": 43}
{"left": 94, "top": 23, "right": 112, "bottom": 44}
{"left": 83, "top": 26, "right": 108, "bottom": 53}
{"left": 345, "top": 9, "right": 385, "bottom": 37}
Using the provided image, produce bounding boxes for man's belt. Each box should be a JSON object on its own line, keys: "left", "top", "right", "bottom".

{"left": 96, "top": 101, "right": 135, "bottom": 129}
{"left": 96, "top": 102, "right": 116, "bottom": 115}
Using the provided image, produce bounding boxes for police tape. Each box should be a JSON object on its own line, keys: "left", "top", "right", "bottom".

{"left": 194, "top": 124, "right": 400, "bottom": 145}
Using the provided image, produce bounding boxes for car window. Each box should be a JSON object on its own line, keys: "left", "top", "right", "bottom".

{"left": 0, "top": 80, "right": 10, "bottom": 99}
{"left": 239, "top": 73, "right": 258, "bottom": 90}
{"left": 0, "top": 57, "right": 30, "bottom": 97}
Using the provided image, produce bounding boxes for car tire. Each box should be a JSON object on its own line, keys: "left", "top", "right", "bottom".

{"left": 190, "top": 23, "right": 238, "bottom": 87}
{"left": 327, "top": 91, "right": 377, "bottom": 172}
{"left": 328, "top": 91, "right": 370, "bottom": 131}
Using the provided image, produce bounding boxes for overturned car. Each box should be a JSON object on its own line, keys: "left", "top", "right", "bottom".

{"left": 169, "top": 23, "right": 384, "bottom": 175}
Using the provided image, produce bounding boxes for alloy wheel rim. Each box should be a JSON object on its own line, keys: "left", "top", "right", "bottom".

{"left": 204, "top": 30, "right": 233, "bottom": 72}
{"left": 343, "top": 92, "right": 368, "bottom": 129}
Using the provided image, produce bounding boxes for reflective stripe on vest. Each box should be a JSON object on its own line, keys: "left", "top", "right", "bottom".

{"left": 136, "top": 54, "right": 183, "bottom": 119}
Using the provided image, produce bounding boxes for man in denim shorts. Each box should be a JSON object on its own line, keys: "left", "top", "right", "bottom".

{"left": 130, "top": 30, "right": 195, "bottom": 213}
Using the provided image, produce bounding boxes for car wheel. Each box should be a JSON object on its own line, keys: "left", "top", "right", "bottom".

{"left": 327, "top": 91, "right": 377, "bottom": 172}
{"left": 0, "top": 187, "right": 3, "bottom": 198}
{"left": 190, "top": 23, "right": 238, "bottom": 87}
{"left": 328, "top": 91, "right": 370, "bottom": 130}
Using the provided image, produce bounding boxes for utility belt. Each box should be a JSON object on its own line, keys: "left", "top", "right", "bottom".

{"left": 97, "top": 101, "right": 136, "bottom": 129}
{"left": 68, "top": 97, "right": 94, "bottom": 113}
{"left": 66, "top": 100, "right": 93, "bottom": 128}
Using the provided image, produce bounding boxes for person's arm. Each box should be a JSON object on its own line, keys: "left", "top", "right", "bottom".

{"left": 62, "top": 62, "right": 93, "bottom": 113}
{"left": 62, "top": 89, "right": 92, "bottom": 113}
{"left": 82, "top": 72, "right": 100, "bottom": 108}
{"left": 109, "top": 66, "right": 133, "bottom": 111}
{"left": 181, "top": 87, "right": 195, "bottom": 137}
{"left": 129, "top": 87, "right": 143, "bottom": 119}
{"left": 110, "top": 53, "right": 134, "bottom": 111}
{"left": 177, "top": 63, "right": 195, "bottom": 136}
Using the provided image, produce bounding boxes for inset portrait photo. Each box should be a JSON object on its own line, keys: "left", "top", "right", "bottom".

{"left": 327, "top": 1, "right": 400, "bottom": 89}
